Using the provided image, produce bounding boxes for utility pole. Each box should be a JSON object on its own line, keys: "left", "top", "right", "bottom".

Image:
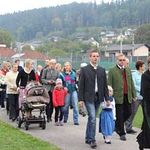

{"left": 131, "top": 30, "right": 135, "bottom": 63}
{"left": 120, "top": 33, "right": 123, "bottom": 53}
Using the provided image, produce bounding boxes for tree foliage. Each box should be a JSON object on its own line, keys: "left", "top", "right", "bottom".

{"left": 36, "top": 39, "right": 92, "bottom": 57}
{"left": 0, "top": 0, "right": 149, "bottom": 41}
{"left": 134, "top": 24, "right": 150, "bottom": 44}
{"left": 0, "top": 29, "right": 12, "bottom": 47}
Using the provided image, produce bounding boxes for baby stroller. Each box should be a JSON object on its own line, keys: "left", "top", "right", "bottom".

{"left": 17, "top": 81, "right": 50, "bottom": 130}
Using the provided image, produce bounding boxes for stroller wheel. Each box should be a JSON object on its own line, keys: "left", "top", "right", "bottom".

{"left": 17, "top": 117, "right": 22, "bottom": 128}
{"left": 24, "top": 122, "right": 29, "bottom": 130}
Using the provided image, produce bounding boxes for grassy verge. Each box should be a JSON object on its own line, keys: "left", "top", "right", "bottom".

{"left": 0, "top": 121, "right": 60, "bottom": 150}
{"left": 133, "top": 105, "right": 143, "bottom": 128}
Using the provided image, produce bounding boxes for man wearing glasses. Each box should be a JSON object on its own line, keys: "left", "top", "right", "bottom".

{"left": 108, "top": 53, "right": 136, "bottom": 141}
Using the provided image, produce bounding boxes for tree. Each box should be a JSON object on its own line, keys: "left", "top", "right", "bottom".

{"left": 135, "top": 24, "right": 150, "bottom": 44}
{"left": 0, "top": 29, "right": 13, "bottom": 47}
{"left": 51, "top": 17, "right": 62, "bottom": 31}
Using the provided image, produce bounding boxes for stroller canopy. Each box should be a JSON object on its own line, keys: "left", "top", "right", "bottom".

{"left": 25, "top": 81, "right": 50, "bottom": 104}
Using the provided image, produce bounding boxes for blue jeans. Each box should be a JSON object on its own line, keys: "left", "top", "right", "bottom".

{"left": 85, "top": 96, "right": 100, "bottom": 142}
{"left": 63, "top": 91, "right": 79, "bottom": 124}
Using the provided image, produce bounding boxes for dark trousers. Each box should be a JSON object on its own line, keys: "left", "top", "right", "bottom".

{"left": 0, "top": 90, "right": 6, "bottom": 108}
{"left": 115, "top": 94, "right": 131, "bottom": 136}
{"left": 6, "top": 94, "right": 9, "bottom": 113}
{"left": 8, "top": 94, "right": 19, "bottom": 119}
{"left": 55, "top": 106, "right": 63, "bottom": 122}
{"left": 46, "top": 91, "right": 53, "bottom": 120}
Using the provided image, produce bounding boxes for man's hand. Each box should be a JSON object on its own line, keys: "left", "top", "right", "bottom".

{"left": 132, "top": 97, "right": 137, "bottom": 102}
{"left": 79, "top": 101, "right": 84, "bottom": 108}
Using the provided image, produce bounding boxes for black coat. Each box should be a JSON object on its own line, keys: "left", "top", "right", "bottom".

{"left": 137, "top": 69, "right": 150, "bottom": 149}
{"left": 78, "top": 64, "right": 109, "bottom": 103}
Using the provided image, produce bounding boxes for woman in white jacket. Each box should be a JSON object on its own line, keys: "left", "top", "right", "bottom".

{"left": 5, "top": 63, "right": 19, "bottom": 121}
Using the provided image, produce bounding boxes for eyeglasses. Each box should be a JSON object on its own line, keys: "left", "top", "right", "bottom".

{"left": 92, "top": 55, "right": 99, "bottom": 58}
{"left": 119, "top": 59, "right": 125, "bottom": 61}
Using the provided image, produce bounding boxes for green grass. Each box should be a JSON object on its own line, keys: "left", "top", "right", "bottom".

{"left": 0, "top": 121, "right": 60, "bottom": 150}
{"left": 133, "top": 105, "right": 143, "bottom": 128}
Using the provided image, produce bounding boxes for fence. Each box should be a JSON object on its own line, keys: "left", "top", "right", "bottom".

{"left": 0, "top": 55, "right": 148, "bottom": 71}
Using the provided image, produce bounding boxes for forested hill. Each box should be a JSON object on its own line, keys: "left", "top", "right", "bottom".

{"left": 0, "top": 0, "right": 149, "bottom": 41}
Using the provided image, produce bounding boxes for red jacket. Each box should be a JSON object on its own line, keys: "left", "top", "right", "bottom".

{"left": 35, "top": 72, "right": 40, "bottom": 81}
{"left": 52, "top": 87, "right": 67, "bottom": 107}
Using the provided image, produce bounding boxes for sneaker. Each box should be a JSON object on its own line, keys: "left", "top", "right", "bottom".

{"left": 55, "top": 122, "right": 60, "bottom": 126}
{"left": 126, "top": 129, "right": 137, "bottom": 134}
{"left": 90, "top": 141, "right": 97, "bottom": 149}
{"left": 120, "top": 135, "right": 127, "bottom": 141}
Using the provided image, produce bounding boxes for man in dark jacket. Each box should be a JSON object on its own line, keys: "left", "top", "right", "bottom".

{"left": 78, "top": 50, "right": 109, "bottom": 149}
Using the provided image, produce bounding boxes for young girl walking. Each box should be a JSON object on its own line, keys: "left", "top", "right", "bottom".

{"left": 99, "top": 85, "right": 116, "bottom": 144}
{"left": 52, "top": 78, "right": 67, "bottom": 126}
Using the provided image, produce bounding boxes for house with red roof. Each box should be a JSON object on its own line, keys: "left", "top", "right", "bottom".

{"left": 11, "top": 50, "right": 49, "bottom": 60}
{"left": 0, "top": 44, "right": 16, "bottom": 59}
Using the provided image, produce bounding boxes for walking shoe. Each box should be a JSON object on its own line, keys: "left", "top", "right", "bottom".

{"left": 85, "top": 140, "right": 91, "bottom": 145}
{"left": 12, "top": 118, "right": 16, "bottom": 122}
{"left": 126, "top": 129, "right": 137, "bottom": 134}
{"left": 120, "top": 135, "right": 127, "bottom": 141}
{"left": 47, "top": 117, "right": 52, "bottom": 123}
{"left": 55, "top": 122, "right": 60, "bottom": 126}
{"left": 64, "top": 120, "right": 67, "bottom": 123}
{"left": 74, "top": 122, "right": 79, "bottom": 125}
{"left": 59, "top": 121, "right": 63, "bottom": 126}
{"left": 105, "top": 140, "right": 111, "bottom": 144}
{"left": 90, "top": 141, "right": 97, "bottom": 149}
{"left": 47, "top": 118, "right": 50, "bottom": 123}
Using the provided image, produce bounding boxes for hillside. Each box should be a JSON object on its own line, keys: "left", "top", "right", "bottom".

{"left": 0, "top": 0, "right": 149, "bottom": 41}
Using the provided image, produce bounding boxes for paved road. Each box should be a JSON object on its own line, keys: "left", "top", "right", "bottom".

{"left": 0, "top": 109, "right": 140, "bottom": 150}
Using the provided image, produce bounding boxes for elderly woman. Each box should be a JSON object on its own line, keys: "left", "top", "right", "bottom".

{"left": 60, "top": 62, "right": 79, "bottom": 125}
{"left": 0, "top": 61, "right": 10, "bottom": 109}
{"left": 137, "top": 57, "right": 150, "bottom": 150}
{"left": 16, "top": 59, "right": 36, "bottom": 108}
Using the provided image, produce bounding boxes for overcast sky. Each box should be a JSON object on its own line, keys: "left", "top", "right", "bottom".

{"left": 0, "top": 0, "right": 111, "bottom": 15}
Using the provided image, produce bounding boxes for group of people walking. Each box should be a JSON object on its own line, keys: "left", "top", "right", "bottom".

{"left": 0, "top": 49, "right": 150, "bottom": 150}
{"left": 78, "top": 50, "right": 149, "bottom": 150}
{"left": 0, "top": 58, "right": 79, "bottom": 127}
